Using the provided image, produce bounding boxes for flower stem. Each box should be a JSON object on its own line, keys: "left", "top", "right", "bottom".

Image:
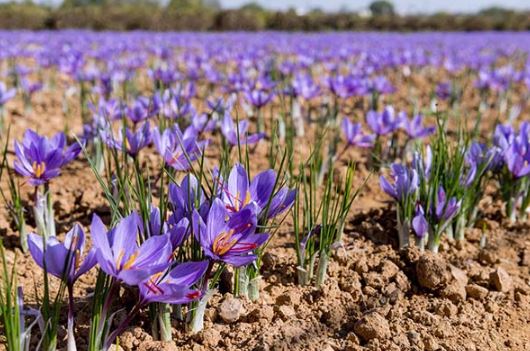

{"left": 189, "top": 289, "right": 215, "bottom": 334}
{"left": 315, "top": 250, "right": 329, "bottom": 288}
{"left": 104, "top": 302, "right": 143, "bottom": 350}
{"left": 157, "top": 303, "right": 172, "bottom": 341}
{"left": 248, "top": 276, "right": 260, "bottom": 302}
{"left": 67, "top": 284, "right": 77, "bottom": 351}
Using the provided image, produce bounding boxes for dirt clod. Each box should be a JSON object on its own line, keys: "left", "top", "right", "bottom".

{"left": 489, "top": 267, "right": 513, "bottom": 292}
{"left": 218, "top": 295, "right": 244, "bottom": 324}
{"left": 416, "top": 253, "right": 449, "bottom": 290}
{"left": 353, "top": 311, "right": 391, "bottom": 342}
{"left": 466, "top": 284, "right": 489, "bottom": 300}
{"left": 276, "top": 305, "right": 296, "bottom": 321}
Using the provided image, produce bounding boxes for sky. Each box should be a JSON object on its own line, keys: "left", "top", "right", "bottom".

{"left": 220, "top": 0, "right": 530, "bottom": 14}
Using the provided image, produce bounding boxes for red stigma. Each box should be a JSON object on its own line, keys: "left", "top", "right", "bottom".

{"left": 186, "top": 290, "right": 201, "bottom": 299}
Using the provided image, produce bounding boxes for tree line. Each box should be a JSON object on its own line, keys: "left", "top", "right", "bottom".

{"left": 0, "top": 0, "right": 528, "bottom": 31}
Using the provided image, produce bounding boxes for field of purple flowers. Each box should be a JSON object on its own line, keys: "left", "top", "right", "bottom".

{"left": 0, "top": 31, "right": 530, "bottom": 351}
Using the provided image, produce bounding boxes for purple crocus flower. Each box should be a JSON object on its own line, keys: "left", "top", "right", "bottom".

{"left": 401, "top": 113, "right": 435, "bottom": 139}
{"left": 158, "top": 89, "right": 195, "bottom": 120}
{"left": 139, "top": 261, "right": 208, "bottom": 304}
{"left": 169, "top": 173, "right": 209, "bottom": 221}
{"left": 341, "top": 117, "right": 375, "bottom": 148}
{"left": 412, "top": 206, "right": 428, "bottom": 239}
{"left": 91, "top": 213, "right": 172, "bottom": 286}
{"left": 244, "top": 89, "right": 274, "bottom": 109}
{"left": 148, "top": 66, "right": 180, "bottom": 87}
{"left": 194, "top": 198, "right": 268, "bottom": 267}
{"left": 380, "top": 164, "right": 419, "bottom": 202}
{"left": 366, "top": 106, "right": 403, "bottom": 136}
{"left": 89, "top": 98, "right": 124, "bottom": 121}
{"left": 465, "top": 142, "right": 500, "bottom": 173}
{"left": 152, "top": 125, "right": 206, "bottom": 171}
{"left": 220, "top": 164, "right": 296, "bottom": 220}
{"left": 504, "top": 140, "right": 530, "bottom": 178}
{"left": 221, "top": 111, "right": 265, "bottom": 146}
{"left": 434, "top": 186, "right": 461, "bottom": 221}
{"left": 291, "top": 74, "right": 321, "bottom": 101}
{"left": 0, "top": 82, "right": 16, "bottom": 105}
{"left": 127, "top": 96, "right": 158, "bottom": 123}
{"left": 493, "top": 124, "right": 514, "bottom": 154}
{"left": 14, "top": 130, "right": 81, "bottom": 186}
{"left": 368, "top": 76, "right": 395, "bottom": 95}
{"left": 435, "top": 82, "right": 451, "bottom": 100}
{"left": 190, "top": 113, "right": 216, "bottom": 134}
{"left": 412, "top": 146, "right": 433, "bottom": 179}
{"left": 27, "top": 224, "right": 96, "bottom": 284}
{"left": 103, "top": 122, "right": 151, "bottom": 157}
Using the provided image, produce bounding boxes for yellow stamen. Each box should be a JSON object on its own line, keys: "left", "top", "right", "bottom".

{"left": 212, "top": 230, "right": 237, "bottom": 256}
{"left": 122, "top": 251, "right": 139, "bottom": 270}
{"left": 32, "top": 161, "right": 46, "bottom": 178}
{"left": 243, "top": 191, "right": 252, "bottom": 207}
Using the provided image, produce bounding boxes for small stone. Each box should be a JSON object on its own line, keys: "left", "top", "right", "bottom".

{"left": 218, "top": 296, "right": 244, "bottom": 324}
{"left": 479, "top": 249, "right": 498, "bottom": 265}
{"left": 353, "top": 312, "right": 391, "bottom": 342}
{"left": 466, "top": 284, "right": 489, "bottom": 300}
{"left": 276, "top": 305, "right": 296, "bottom": 320}
{"left": 201, "top": 328, "right": 221, "bottom": 348}
{"left": 416, "top": 253, "right": 449, "bottom": 290}
{"left": 449, "top": 265, "right": 468, "bottom": 287}
{"left": 440, "top": 281, "right": 466, "bottom": 303}
{"left": 247, "top": 304, "right": 274, "bottom": 322}
{"left": 489, "top": 267, "right": 513, "bottom": 292}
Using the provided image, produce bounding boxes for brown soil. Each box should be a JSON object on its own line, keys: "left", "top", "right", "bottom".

{"left": 1, "top": 73, "right": 530, "bottom": 351}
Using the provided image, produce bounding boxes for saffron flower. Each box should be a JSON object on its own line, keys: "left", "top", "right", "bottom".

{"left": 14, "top": 130, "right": 81, "bottom": 186}
{"left": 103, "top": 122, "right": 151, "bottom": 157}
{"left": 504, "top": 140, "right": 530, "bottom": 178}
{"left": 27, "top": 224, "right": 96, "bottom": 284}
{"left": 412, "top": 146, "right": 433, "bottom": 179}
{"left": 169, "top": 173, "right": 209, "bottom": 220}
{"left": 127, "top": 96, "right": 158, "bottom": 123}
{"left": 341, "top": 117, "right": 375, "bottom": 148}
{"left": 380, "top": 164, "right": 419, "bottom": 201}
{"left": 91, "top": 213, "right": 172, "bottom": 286}
{"left": 401, "top": 113, "right": 435, "bottom": 139}
{"left": 139, "top": 261, "right": 209, "bottom": 304}
{"left": 291, "top": 74, "right": 321, "bottom": 100}
{"left": 152, "top": 125, "right": 206, "bottom": 171}
{"left": 194, "top": 199, "right": 268, "bottom": 267}
{"left": 244, "top": 88, "right": 274, "bottom": 109}
{"left": 221, "top": 111, "right": 265, "bottom": 146}
{"left": 366, "top": 106, "right": 403, "bottom": 136}
{"left": 221, "top": 164, "right": 296, "bottom": 219}
{"left": 435, "top": 82, "right": 451, "bottom": 100}
{"left": 412, "top": 205, "right": 428, "bottom": 239}
{"left": 434, "top": 186, "right": 461, "bottom": 222}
